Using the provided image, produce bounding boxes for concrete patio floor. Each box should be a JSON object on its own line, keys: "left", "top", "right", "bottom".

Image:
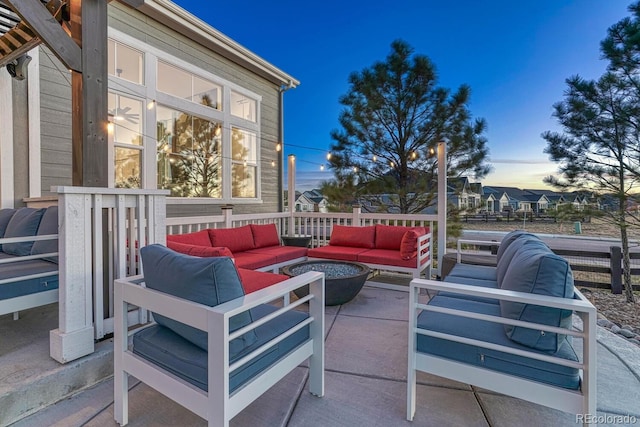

{"left": 5, "top": 286, "right": 640, "bottom": 427}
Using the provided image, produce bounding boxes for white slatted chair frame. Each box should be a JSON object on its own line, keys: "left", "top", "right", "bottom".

{"left": 0, "top": 234, "right": 58, "bottom": 318}
{"left": 407, "top": 279, "right": 597, "bottom": 425}
{"left": 114, "top": 271, "right": 325, "bottom": 427}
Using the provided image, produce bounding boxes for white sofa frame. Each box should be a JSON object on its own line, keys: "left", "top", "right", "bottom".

{"left": 0, "top": 234, "right": 59, "bottom": 319}
{"left": 114, "top": 271, "right": 325, "bottom": 427}
{"left": 407, "top": 278, "right": 597, "bottom": 424}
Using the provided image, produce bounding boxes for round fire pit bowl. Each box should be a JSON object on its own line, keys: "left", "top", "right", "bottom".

{"left": 283, "top": 260, "right": 370, "bottom": 306}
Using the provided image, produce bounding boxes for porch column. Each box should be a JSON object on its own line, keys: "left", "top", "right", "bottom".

{"left": 50, "top": 191, "right": 95, "bottom": 363}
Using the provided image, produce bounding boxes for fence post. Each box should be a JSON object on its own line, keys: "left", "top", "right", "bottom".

{"left": 352, "top": 205, "right": 362, "bottom": 226}
{"left": 222, "top": 205, "right": 233, "bottom": 229}
{"left": 610, "top": 246, "right": 623, "bottom": 294}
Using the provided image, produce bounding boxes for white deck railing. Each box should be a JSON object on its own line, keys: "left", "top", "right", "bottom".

{"left": 167, "top": 206, "right": 437, "bottom": 249}
{"left": 50, "top": 187, "right": 168, "bottom": 364}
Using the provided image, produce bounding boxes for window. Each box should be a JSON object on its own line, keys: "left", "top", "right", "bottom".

{"left": 157, "top": 61, "right": 221, "bottom": 110}
{"left": 157, "top": 105, "right": 222, "bottom": 198}
{"left": 231, "top": 127, "right": 257, "bottom": 198}
{"left": 108, "top": 40, "right": 144, "bottom": 85}
{"left": 107, "top": 34, "right": 263, "bottom": 201}
{"left": 230, "top": 91, "right": 256, "bottom": 122}
{"left": 109, "top": 92, "right": 143, "bottom": 188}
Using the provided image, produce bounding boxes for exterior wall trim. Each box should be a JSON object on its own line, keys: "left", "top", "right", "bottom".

{"left": 28, "top": 46, "right": 41, "bottom": 198}
{"left": 0, "top": 64, "right": 14, "bottom": 207}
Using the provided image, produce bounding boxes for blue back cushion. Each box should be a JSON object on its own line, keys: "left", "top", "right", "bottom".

{"left": 0, "top": 208, "right": 16, "bottom": 251}
{"left": 31, "top": 206, "right": 59, "bottom": 263}
{"left": 500, "top": 245, "right": 574, "bottom": 352}
{"left": 496, "top": 235, "right": 545, "bottom": 287}
{"left": 3, "top": 208, "right": 45, "bottom": 256}
{"left": 140, "top": 244, "right": 256, "bottom": 353}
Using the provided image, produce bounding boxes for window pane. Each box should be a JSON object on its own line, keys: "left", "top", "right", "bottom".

{"left": 109, "top": 94, "right": 143, "bottom": 146}
{"left": 230, "top": 91, "right": 256, "bottom": 122}
{"left": 232, "top": 164, "right": 256, "bottom": 198}
{"left": 108, "top": 39, "right": 115, "bottom": 76}
{"left": 115, "top": 147, "right": 141, "bottom": 188}
{"left": 157, "top": 105, "right": 222, "bottom": 198}
{"left": 114, "top": 43, "right": 143, "bottom": 84}
{"left": 157, "top": 61, "right": 192, "bottom": 100}
{"left": 193, "top": 76, "right": 221, "bottom": 110}
{"left": 231, "top": 128, "right": 257, "bottom": 163}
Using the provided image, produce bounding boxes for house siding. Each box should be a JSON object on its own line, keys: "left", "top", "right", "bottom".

{"left": 39, "top": 47, "right": 73, "bottom": 194}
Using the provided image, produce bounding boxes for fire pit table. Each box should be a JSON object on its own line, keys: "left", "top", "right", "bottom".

{"left": 282, "top": 260, "right": 370, "bottom": 306}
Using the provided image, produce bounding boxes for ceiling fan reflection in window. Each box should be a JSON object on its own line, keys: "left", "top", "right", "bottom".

{"left": 109, "top": 106, "right": 140, "bottom": 124}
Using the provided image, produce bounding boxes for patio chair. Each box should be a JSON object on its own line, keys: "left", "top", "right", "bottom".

{"left": 113, "top": 244, "right": 325, "bottom": 427}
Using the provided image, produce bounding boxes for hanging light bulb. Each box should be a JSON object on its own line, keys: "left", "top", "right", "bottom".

{"left": 147, "top": 100, "right": 156, "bottom": 110}
{"left": 372, "top": 154, "right": 377, "bottom": 162}
{"left": 353, "top": 166, "right": 358, "bottom": 173}
{"left": 410, "top": 151, "right": 417, "bottom": 160}
{"left": 271, "top": 160, "right": 276, "bottom": 167}
{"left": 390, "top": 161, "right": 395, "bottom": 168}
{"left": 107, "top": 122, "right": 114, "bottom": 134}
{"left": 327, "top": 152, "right": 332, "bottom": 160}
{"left": 214, "top": 125, "right": 222, "bottom": 137}
{"left": 429, "top": 147, "right": 436, "bottom": 156}
{"left": 276, "top": 143, "right": 282, "bottom": 152}
{"left": 320, "top": 164, "right": 325, "bottom": 171}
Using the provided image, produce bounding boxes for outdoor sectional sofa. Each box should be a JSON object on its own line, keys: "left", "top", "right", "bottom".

{"left": 307, "top": 224, "right": 432, "bottom": 283}
{"left": 407, "top": 230, "right": 597, "bottom": 423}
{"left": 166, "top": 223, "right": 306, "bottom": 293}
{"left": 0, "top": 206, "right": 59, "bottom": 318}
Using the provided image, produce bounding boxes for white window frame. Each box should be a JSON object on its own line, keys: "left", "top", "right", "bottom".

{"left": 107, "top": 28, "right": 263, "bottom": 204}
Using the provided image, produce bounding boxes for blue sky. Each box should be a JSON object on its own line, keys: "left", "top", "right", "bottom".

{"left": 173, "top": 0, "right": 634, "bottom": 191}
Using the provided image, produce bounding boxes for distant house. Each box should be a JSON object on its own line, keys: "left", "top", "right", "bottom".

{"left": 525, "top": 189, "right": 566, "bottom": 211}
{"left": 295, "top": 189, "right": 328, "bottom": 213}
{"left": 448, "top": 177, "right": 482, "bottom": 212}
{"left": 483, "top": 186, "right": 549, "bottom": 213}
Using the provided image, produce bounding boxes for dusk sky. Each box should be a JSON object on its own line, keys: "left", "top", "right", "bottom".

{"left": 173, "top": 0, "right": 634, "bottom": 191}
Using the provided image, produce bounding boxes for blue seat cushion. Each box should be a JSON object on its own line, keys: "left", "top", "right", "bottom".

{"left": 0, "top": 259, "right": 58, "bottom": 299}
{"left": 140, "top": 244, "right": 256, "bottom": 354}
{"left": 31, "top": 206, "right": 59, "bottom": 264}
{"left": 2, "top": 208, "right": 45, "bottom": 256}
{"left": 500, "top": 245, "right": 574, "bottom": 352}
{"left": 416, "top": 295, "right": 580, "bottom": 390}
{"left": 132, "top": 304, "right": 310, "bottom": 393}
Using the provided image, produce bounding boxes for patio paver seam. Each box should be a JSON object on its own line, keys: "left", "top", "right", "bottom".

{"left": 472, "top": 389, "right": 495, "bottom": 427}
{"left": 335, "top": 312, "right": 409, "bottom": 323}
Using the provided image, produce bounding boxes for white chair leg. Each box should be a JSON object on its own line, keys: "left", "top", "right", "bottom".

{"left": 13, "top": 312, "right": 19, "bottom": 320}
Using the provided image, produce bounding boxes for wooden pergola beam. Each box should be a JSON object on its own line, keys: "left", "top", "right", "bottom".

{"left": 4, "top": 0, "right": 81, "bottom": 72}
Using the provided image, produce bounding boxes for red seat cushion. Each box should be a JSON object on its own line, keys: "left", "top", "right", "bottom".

{"left": 233, "top": 252, "right": 277, "bottom": 270}
{"left": 248, "top": 246, "right": 307, "bottom": 263}
{"left": 237, "top": 268, "right": 289, "bottom": 294}
{"left": 166, "top": 241, "right": 233, "bottom": 258}
{"left": 375, "top": 225, "right": 427, "bottom": 250}
{"left": 208, "top": 225, "right": 255, "bottom": 253}
{"left": 357, "top": 248, "right": 419, "bottom": 268}
{"left": 308, "top": 245, "right": 370, "bottom": 261}
{"left": 166, "top": 229, "right": 212, "bottom": 247}
{"left": 329, "top": 225, "right": 376, "bottom": 249}
{"left": 250, "top": 223, "right": 281, "bottom": 248}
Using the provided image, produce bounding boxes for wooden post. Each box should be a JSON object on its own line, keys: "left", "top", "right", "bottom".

{"left": 437, "top": 141, "right": 447, "bottom": 279}
{"left": 610, "top": 246, "right": 622, "bottom": 294}
{"left": 70, "top": 0, "right": 108, "bottom": 186}
{"left": 288, "top": 155, "right": 295, "bottom": 236}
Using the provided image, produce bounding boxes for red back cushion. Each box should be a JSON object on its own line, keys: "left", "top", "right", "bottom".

{"left": 375, "top": 225, "right": 428, "bottom": 250}
{"left": 166, "top": 230, "right": 212, "bottom": 247}
{"left": 167, "top": 241, "right": 233, "bottom": 258}
{"left": 250, "top": 223, "right": 280, "bottom": 248}
{"left": 208, "top": 225, "right": 255, "bottom": 253}
{"left": 400, "top": 230, "right": 421, "bottom": 260}
{"left": 329, "top": 225, "right": 376, "bottom": 249}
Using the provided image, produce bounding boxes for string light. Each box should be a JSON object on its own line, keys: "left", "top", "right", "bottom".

{"left": 276, "top": 143, "right": 281, "bottom": 152}
{"left": 147, "top": 100, "right": 156, "bottom": 110}
{"left": 320, "top": 164, "right": 325, "bottom": 171}
{"left": 372, "top": 154, "right": 377, "bottom": 162}
{"left": 326, "top": 152, "right": 332, "bottom": 160}
{"left": 271, "top": 160, "right": 276, "bottom": 167}
{"left": 410, "top": 151, "right": 417, "bottom": 160}
{"left": 107, "top": 122, "right": 114, "bottom": 134}
{"left": 429, "top": 147, "right": 436, "bottom": 156}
